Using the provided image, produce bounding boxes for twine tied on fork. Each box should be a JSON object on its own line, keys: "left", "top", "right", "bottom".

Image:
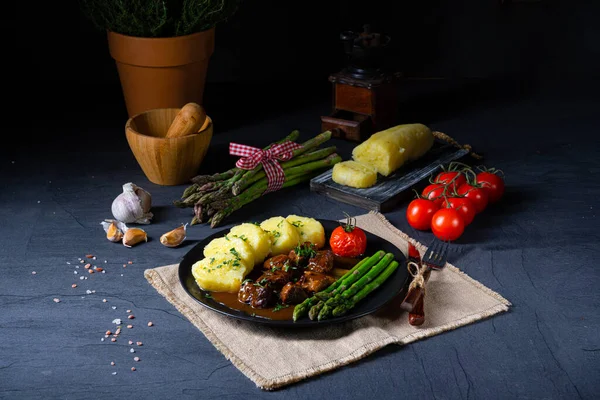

{"left": 407, "top": 261, "right": 428, "bottom": 293}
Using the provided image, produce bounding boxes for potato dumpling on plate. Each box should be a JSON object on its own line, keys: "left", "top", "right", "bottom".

{"left": 260, "top": 216, "right": 300, "bottom": 256}
{"left": 203, "top": 236, "right": 255, "bottom": 273}
{"left": 285, "top": 215, "right": 325, "bottom": 249}
{"left": 227, "top": 223, "right": 271, "bottom": 263}
{"left": 191, "top": 253, "right": 249, "bottom": 293}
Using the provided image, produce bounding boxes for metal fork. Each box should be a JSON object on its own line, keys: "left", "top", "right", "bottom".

{"left": 400, "top": 239, "right": 449, "bottom": 314}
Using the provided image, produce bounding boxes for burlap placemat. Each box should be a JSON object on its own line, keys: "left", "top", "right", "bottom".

{"left": 144, "top": 211, "right": 510, "bottom": 390}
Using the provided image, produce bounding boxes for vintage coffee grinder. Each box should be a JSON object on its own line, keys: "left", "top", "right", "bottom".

{"left": 321, "top": 25, "right": 401, "bottom": 142}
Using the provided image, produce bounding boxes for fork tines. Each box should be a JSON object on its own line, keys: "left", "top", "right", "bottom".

{"left": 423, "top": 239, "right": 449, "bottom": 270}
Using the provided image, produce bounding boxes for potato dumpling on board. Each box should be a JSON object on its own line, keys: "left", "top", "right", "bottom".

{"left": 260, "top": 217, "right": 300, "bottom": 256}
{"left": 285, "top": 215, "right": 326, "bottom": 249}
{"left": 227, "top": 223, "right": 271, "bottom": 263}
{"left": 352, "top": 123, "right": 433, "bottom": 176}
{"left": 331, "top": 160, "right": 378, "bottom": 188}
{"left": 203, "top": 236, "right": 254, "bottom": 273}
{"left": 192, "top": 253, "right": 249, "bottom": 293}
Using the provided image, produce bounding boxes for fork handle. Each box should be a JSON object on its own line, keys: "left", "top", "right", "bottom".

{"left": 408, "top": 294, "right": 425, "bottom": 326}
{"left": 400, "top": 266, "right": 432, "bottom": 312}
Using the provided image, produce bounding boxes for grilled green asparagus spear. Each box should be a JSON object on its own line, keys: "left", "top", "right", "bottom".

{"left": 332, "top": 261, "right": 400, "bottom": 317}
{"left": 293, "top": 251, "right": 384, "bottom": 322}
{"left": 318, "top": 253, "right": 395, "bottom": 321}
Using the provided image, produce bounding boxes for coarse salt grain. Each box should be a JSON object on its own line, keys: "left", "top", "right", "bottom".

{"left": 128, "top": 315, "right": 135, "bottom": 320}
{"left": 88, "top": 269, "right": 94, "bottom": 274}
{"left": 84, "top": 264, "right": 91, "bottom": 269}
{"left": 66, "top": 262, "right": 71, "bottom": 265}
{"left": 79, "top": 276, "right": 84, "bottom": 280}
{"left": 130, "top": 348, "right": 135, "bottom": 353}
{"left": 111, "top": 361, "right": 115, "bottom": 366}
{"left": 131, "top": 367, "right": 136, "bottom": 372}
{"left": 136, "top": 342, "right": 143, "bottom": 346}
{"left": 84, "top": 277, "right": 88, "bottom": 280}
{"left": 71, "top": 284, "right": 77, "bottom": 288}
{"left": 101, "top": 338, "right": 105, "bottom": 342}
{"left": 102, "top": 270, "right": 106, "bottom": 274}
{"left": 93, "top": 257, "right": 96, "bottom": 260}
{"left": 112, "top": 319, "right": 122, "bottom": 325}
{"left": 53, "top": 298, "right": 60, "bottom": 303}
{"left": 86, "top": 290, "right": 92, "bottom": 294}
{"left": 106, "top": 330, "right": 112, "bottom": 335}
{"left": 102, "top": 299, "right": 107, "bottom": 303}
{"left": 111, "top": 338, "right": 116, "bottom": 342}
{"left": 112, "top": 306, "right": 117, "bottom": 310}
{"left": 112, "top": 372, "right": 117, "bottom": 375}
{"left": 104, "top": 260, "right": 107, "bottom": 264}
{"left": 134, "top": 357, "right": 140, "bottom": 362}
{"left": 147, "top": 322, "right": 153, "bottom": 327}
{"left": 128, "top": 261, "right": 133, "bottom": 265}
{"left": 74, "top": 271, "right": 78, "bottom": 275}
{"left": 86, "top": 255, "right": 93, "bottom": 259}
{"left": 127, "top": 325, "right": 133, "bottom": 329}
{"left": 127, "top": 310, "right": 132, "bottom": 313}
{"left": 128, "top": 340, "right": 133, "bottom": 345}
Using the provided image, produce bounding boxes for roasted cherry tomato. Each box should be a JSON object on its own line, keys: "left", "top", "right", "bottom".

{"left": 406, "top": 198, "right": 440, "bottom": 230}
{"left": 434, "top": 171, "right": 466, "bottom": 191}
{"left": 329, "top": 215, "right": 367, "bottom": 257}
{"left": 457, "top": 183, "right": 488, "bottom": 214}
{"left": 431, "top": 208, "right": 465, "bottom": 241}
{"left": 443, "top": 196, "right": 476, "bottom": 226}
{"left": 421, "top": 183, "right": 447, "bottom": 207}
{"left": 476, "top": 171, "right": 505, "bottom": 203}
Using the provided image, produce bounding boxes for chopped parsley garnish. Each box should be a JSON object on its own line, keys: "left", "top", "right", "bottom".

{"left": 272, "top": 303, "right": 289, "bottom": 312}
{"left": 242, "top": 278, "right": 253, "bottom": 285}
{"left": 229, "top": 248, "right": 241, "bottom": 259}
{"left": 253, "top": 222, "right": 260, "bottom": 226}
{"left": 271, "top": 266, "right": 278, "bottom": 272}
{"left": 277, "top": 220, "right": 284, "bottom": 228}
{"left": 272, "top": 231, "right": 281, "bottom": 245}
{"left": 225, "top": 236, "right": 230, "bottom": 241}
{"left": 294, "top": 243, "right": 317, "bottom": 258}
{"left": 259, "top": 278, "right": 269, "bottom": 285}
{"left": 209, "top": 258, "right": 215, "bottom": 265}
{"left": 234, "top": 234, "right": 248, "bottom": 242}
{"left": 290, "top": 221, "right": 303, "bottom": 228}
{"left": 283, "top": 264, "right": 290, "bottom": 272}
{"left": 204, "top": 292, "right": 213, "bottom": 299}
{"left": 251, "top": 313, "right": 257, "bottom": 317}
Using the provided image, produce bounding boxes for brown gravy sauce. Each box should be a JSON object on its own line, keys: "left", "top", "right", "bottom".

{"left": 209, "top": 254, "right": 361, "bottom": 320}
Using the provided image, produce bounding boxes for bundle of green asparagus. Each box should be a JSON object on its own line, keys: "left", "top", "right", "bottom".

{"left": 293, "top": 250, "right": 400, "bottom": 322}
{"left": 175, "top": 130, "right": 341, "bottom": 228}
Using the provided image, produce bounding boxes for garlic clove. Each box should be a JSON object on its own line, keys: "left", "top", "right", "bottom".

{"left": 123, "top": 228, "right": 148, "bottom": 248}
{"left": 111, "top": 183, "right": 153, "bottom": 224}
{"left": 160, "top": 224, "right": 187, "bottom": 248}
{"left": 100, "top": 219, "right": 128, "bottom": 243}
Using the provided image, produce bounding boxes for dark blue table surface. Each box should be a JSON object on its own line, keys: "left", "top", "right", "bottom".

{"left": 1, "top": 79, "right": 598, "bottom": 399}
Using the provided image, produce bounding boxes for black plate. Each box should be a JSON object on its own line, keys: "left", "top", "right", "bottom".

{"left": 178, "top": 219, "right": 409, "bottom": 327}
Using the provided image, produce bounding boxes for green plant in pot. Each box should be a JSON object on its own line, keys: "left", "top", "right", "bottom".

{"left": 79, "top": 0, "right": 240, "bottom": 117}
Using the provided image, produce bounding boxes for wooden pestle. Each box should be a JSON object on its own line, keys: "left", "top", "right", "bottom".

{"left": 165, "top": 102, "right": 207, "bottom": 138}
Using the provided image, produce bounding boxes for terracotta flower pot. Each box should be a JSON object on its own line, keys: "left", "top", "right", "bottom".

{"left": 107, "top": 28, "right": 215, "bottom": 117}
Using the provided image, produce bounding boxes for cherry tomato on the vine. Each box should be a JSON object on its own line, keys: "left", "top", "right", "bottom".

{"left": 431, "top": 208, "right": 465, "bottom": 241}
{"left": 406, "top": 198, "right": 440, "bottom": 230}
{"left": 457, "top": 183, "right": 488, "bottom": 214}
{"left": 329, "top": 215, "right": 367, "bottom": 257}
{"left": 476, "top": 172, "right": 505, "bottom": 203}
{"left": 443, "top": 196, "right": 476, "bottom": 226}
{"left": 421, "top": 183, "right": 447, "bottom": 207}
{"left": 434, "top": 171, "right": 466, "bottom": 191}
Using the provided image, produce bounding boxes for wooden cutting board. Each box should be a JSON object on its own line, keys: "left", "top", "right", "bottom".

{"left": 310, "top": 141, "right": 470, "bottom": 212}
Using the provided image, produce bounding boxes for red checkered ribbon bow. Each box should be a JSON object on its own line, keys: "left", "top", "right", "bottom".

{"left": 229, "top": 141, "right": 303, "bottom": 193}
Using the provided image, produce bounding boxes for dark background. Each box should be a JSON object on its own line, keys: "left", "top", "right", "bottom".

{"left": 2, "top": 0, "right": 598, "bottom": 136}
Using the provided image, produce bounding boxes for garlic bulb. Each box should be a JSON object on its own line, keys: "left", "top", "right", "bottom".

{"left": 111, "top": 183, "right": 153, "bottom": 224}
